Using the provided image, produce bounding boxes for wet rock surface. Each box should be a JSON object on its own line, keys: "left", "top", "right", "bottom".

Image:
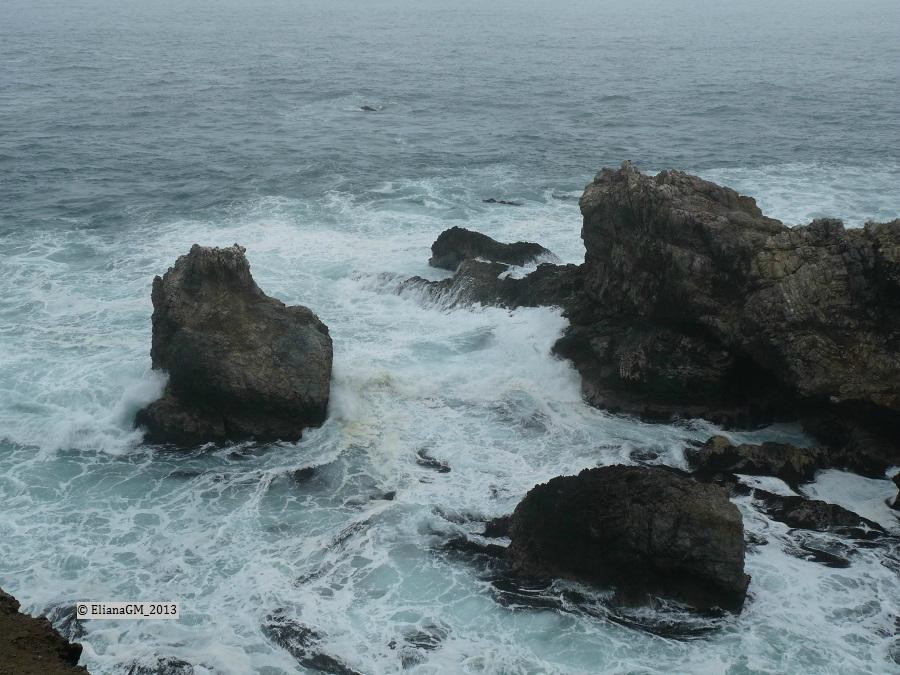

{"left": 263, "top": 612, "right": 363, "bottom": 675}
{"left": 568, "top": 163, "right": 900, "bottom": 461}
{"left": 753, "top": 490, "right": 886, "bottom": 538}
{"left": 505, "top": 465, "right": 750, "bottom": 610}
{"left": 401, "top": 259, "right": 584, "bottom": 310}
{"left": 135, "top": 244, "right": 333, "bottom": 447}
{"left": 685, "top": 436, "right": 828, "bottom": 487}
{"left": 428, "top": 226, "right": 551, "bottom": 271}
{"left": 0, "top": 589, "right": 88, "bottom": 674}
{"left": 124, "top": 657, "right": 194, "bottom": 675}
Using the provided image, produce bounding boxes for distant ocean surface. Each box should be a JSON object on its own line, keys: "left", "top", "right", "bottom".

{"left": 1, "top": 1, "right": 899, "bottom": 673}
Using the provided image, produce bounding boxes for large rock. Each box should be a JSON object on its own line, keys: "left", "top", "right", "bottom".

{"left": 135, "top": 245, "right": 332, "bottom": 446}
{"left": 506, "top": 465, "right": 750, "bottom": 610}
{"left": 428, "top": 226, "right": 552, "bottom": 271}
{"left": 568, "top": 162, "right": 900, "bottom": 459}
{"left": 0, "top": 589, "right": 88, "bottom": 674}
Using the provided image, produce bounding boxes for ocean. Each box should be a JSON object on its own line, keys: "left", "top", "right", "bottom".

{"left": 1, "top": 0, "right": 898, "bottom": 673}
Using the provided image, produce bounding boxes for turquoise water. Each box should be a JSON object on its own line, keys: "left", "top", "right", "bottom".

{"left": 1, "top": 1, "right": 899, "bottom": 673}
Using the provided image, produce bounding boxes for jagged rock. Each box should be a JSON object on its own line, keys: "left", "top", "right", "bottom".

{"left": 263, "top": 613, "right": 362, "bottom": 675}
{"left": 0, "top": 589, "right": 88, "bottom": 674}
{"left": 566, "top": 163, "right": 900, "bottom": 459}
{"left": 686, "top": 436, "right": 828, "bottom": 487}
{"left": 482, "top": 515, "right": 510, "bottom": 538}
{"left": 428, "top": 226, "right": 551, "bottom": 271}
{"left": 401, "top": 259, "right": 584, "bottom": 310}
{"left": 416, "top": 449, "right": 451, "bottom": 473}
{"left": 135, "top": 244, "right": 332, "bottom": 447}
{"left": 552, "top": 319, "right": 793, "bottom": 427}
{"left": 753, "top": 490, "right": 886, "bottom": 537}
{"left": 892, "top": 472, "right": 900, "bottom": 510}
{"left": 506, "top": 465, "right": 750, "bottom": 610}
{"left": 482, "top": 198, "right": 523, "bottom": 206}
{"left": 124, "top": 657, "right": 194, "bottom": 675}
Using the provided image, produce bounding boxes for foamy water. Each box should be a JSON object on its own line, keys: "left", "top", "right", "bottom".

{"left": 0, "top": 168, "right": 898, "bottom": 674}
{"left": 3, "top": 0, "right": 900, "bottom": 670}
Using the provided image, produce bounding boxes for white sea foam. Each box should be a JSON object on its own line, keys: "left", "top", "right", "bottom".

{"left": 1, "top": 172, "right": 898, "bottom": 674}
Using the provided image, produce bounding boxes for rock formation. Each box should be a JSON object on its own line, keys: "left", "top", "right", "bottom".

{"left": 400, "top": 259, "right": 584, "bottom": 310}
{"left": 564, "top": 163, "right": 900, "bottom": 463}
{"left": 428, "top": 226, "right": 552, "bottom": 271}
{"left": 505, "top": 465, "right": 750, "bottom": 610}
{"left": 685, "top": 436, "right": 828, "bottom": 488}
{"left": 0, "top": 589, "right": 88, "bottom": 674}
{"left": 135, "top": 244, "right": 333, "bottom": 447}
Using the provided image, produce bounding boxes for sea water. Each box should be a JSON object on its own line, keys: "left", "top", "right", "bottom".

{"left": 1, "top": 1, "right": 898, "bottom": 673}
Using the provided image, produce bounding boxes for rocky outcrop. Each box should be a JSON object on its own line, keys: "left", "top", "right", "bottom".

{"left": 891, "top": 472, "right": 900, "bottom": 510}
{"left": 428, "top": 226, "right": 552, "bottom": 271}
{"left": 752, "top": 490, "right": 886, "bottom": 538}
{"left": 0, "top": 589, "right": 88, "bottom": 674}
{"left": 686, "top": 436, "right": 828, "bottom": 487}
{"left": 263, "top": 612, "right": 363, "bottom": 675}
{"left": 506, "top": 465, "right": 750, "bottom": 610}
{"left": 135, "top": 245, "right": 333, "bottom": 447}
{"left": 565, "top": 163, "right": 900, "bottom": 461}
{"left": 401, "top": 258, "right": 584, "bottom": 310}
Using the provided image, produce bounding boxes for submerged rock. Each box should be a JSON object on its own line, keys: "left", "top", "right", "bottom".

{"left": 482, "top": 198, "right": 523, "bottom": 206}
{"left": 124, "top": 657, "right": 194, "bottom": 675}
{"left": 506, "top": 465, "right": 750, "bottom": 610}
{"left": 892, "top": 472, "right": 900, "bottom": 510}
{"left": 753, "top": 490, "right": 886, "bottom": 538}
{"left": 135, "top": 244, "right": 333, "bottom": 447}
{"left": 401, "top": 259, "right": 584, "bottom": 310}
{"left": 428, "top": 226, "right": 551, "bottom": 271}
{"left": 0, "top": 589, "right": 88, "bottom": 674}
{"left": 262, "top": 612, "right": 363, "bottom": 675}
{"left": 686, "top": 436, "right": 828, "bottom": 487}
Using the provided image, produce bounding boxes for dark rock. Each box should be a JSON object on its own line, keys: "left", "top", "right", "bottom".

{"left": 686, "top": 436, "right": 827, "bottom": 487}
{"left": 482, "top": 198, "right": 523, "bottom": 206}
{"left": 801, "top": 411, "right": 899, "bottom": 477}
{"left": 43, "top": 603, "right": 85, "bottom": 642}
{"left": 568, "top": 163, "right": 900, "bottom": 461}
{"left": 892, "top": 472, "right": 900, "bottom": 510}
{"left": 401, "top": 260, "right": 584, "bottom": 310}
{"left": 359, "top": 105, "right": 378, "bottom": 112}
{"left": 506, "top": 465, "right": 750, "bottom": 610}
{"left": 291, "top": 467, "right": 318, "bottom": 483}
{"left": 754, "top": 489, "right": 885, "bottom": 537}
{"left": 553, "top": 319, "right": 793, "bottom": 427}
{"left": 482, "top": 515, "right": 510, "bottom": 538}
{"left": 378, "top": 491, "right": 396, "bottom": 501}
{"left": 785, "top": 534, "right": 855, "bottom": 568}
{"left": 388, "top": 622, "right": 448, "bottom": 669}
{"left": 428, "top": 226, "right": 551, "bottom": 271}
{"left": 135, "top": 244, "right": 333, "bottom": 447}
{"left": 124, "top": 657, "right": 194, "bottom": 675}
{"left": 262, "top": 613, "right": 363, "bottom": 675}
{"left": 0, "top": 589, "right": 88, "bottom": 674}
{"left": 416, "top": 449, "right": 451, "bottom": 473}
{"left": 442, "top": 537, "right": 507, "bottom": 560}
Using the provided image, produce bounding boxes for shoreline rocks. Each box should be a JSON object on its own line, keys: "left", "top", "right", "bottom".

{"left": 400, "top": 259, "right": 584, "bottom": 310}
{"left": 0, "top": 589, "right": 88, "bottom": 674}
{"left": 505, "top": 465, "right": 750, "bottom": 610}
{"left": 569, "top": 163, "right": 900, "bottom": 462}
{"left": 135, "top": 244, "right": 333, "bottom": 447}
{"left": 685, "top": 436, "right": 828, "bottom": 488}
{"left": 428, "top": 226, "right": 552, "bottom": 271}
